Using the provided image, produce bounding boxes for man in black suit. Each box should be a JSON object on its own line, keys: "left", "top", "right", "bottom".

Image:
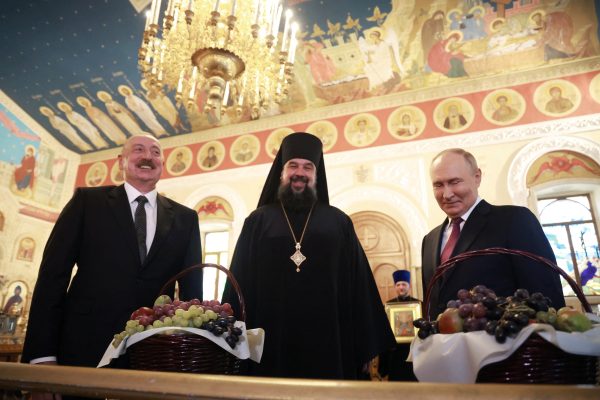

{"left": 421, "top": 148, "right": 565, "bottom": 320}
{"left": 22, "top": 134, "right": 202, "bottom": 399}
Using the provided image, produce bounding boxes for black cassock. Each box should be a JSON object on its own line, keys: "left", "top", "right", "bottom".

{"left": 223, "top": 203, "right": 395, "bottom": 379}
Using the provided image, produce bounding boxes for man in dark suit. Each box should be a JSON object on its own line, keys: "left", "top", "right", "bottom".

{"left": 22, "top": 134, "right": 202, "bottom": 399}
{"left": 421, "top": 148, "right": 565, "bottom": 320}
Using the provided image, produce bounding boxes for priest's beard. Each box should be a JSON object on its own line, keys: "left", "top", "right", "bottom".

{"left": 277, "top": 178, "right": 317, "bottom": 211}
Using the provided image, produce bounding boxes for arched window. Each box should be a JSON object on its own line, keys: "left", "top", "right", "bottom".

{"left": 527, "top": 150, "right": 600, "bottom": 297}
{"left": 539, "top": 195, "right": 600, "bottom": 296}
{"left": 195, "top": 196, "right": 234, "bottom": 301}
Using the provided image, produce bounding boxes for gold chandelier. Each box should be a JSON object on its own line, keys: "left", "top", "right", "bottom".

{"left": 139, "top": 0, "right": 298, "bottom": 121}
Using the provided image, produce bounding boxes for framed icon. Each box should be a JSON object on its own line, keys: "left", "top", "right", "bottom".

{"left": 385, "top": 301, "right": 422, "bottom": 343}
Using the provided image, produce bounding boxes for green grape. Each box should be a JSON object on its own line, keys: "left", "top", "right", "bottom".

{"left": 175, "top": 308, "right": 185, "bottom": 317}
{"left": 183, "top": 310, "right": 192, "bottom": 320}
{"left": 192, "top": 316, "right": 203, "bottom": 328}
{"left": 136, "top": 325, "right": 144, "bottom": 333}
{"left": 152, "top": 320, "right": 164, "bottom": 328}
{"left": 126, "top": 320, "right": 139, "bottom": 328}
{"left": 126, "top": 327, "right": 138, "bottom": 335}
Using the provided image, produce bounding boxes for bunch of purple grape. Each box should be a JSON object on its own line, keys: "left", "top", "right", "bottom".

{"left": 203, "top": 315, "right": 243, "bottom": 348}
{"left": 413, "top": 318, "right": 439, "bottom": 339}
{"left": 484, "top": 288, "right": 551, "bottom": 343}
{"left": 415, "top": 285, "right": 553, "bottom": 343}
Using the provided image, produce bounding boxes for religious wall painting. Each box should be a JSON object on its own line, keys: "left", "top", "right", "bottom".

{"left": 15, "top": 237, "right": 35, "bottom": 262}
{"left": 230, "top": 134, "right": 260, "bottom": 166}
{"left": 31, "top": 145, "right": 70, "bottom": 207}
{"left": 166, "top": 146, "right": 193, "bottom": 176}
{"left": 1, "top": 280, "right": 28, "bottom": 335}
{"left": 589, "top": 72, "right": 600, "bottom": 105}
{"left": 57, "top": 101, "right": 109, "bottom": 150}
{"left": 198, "top": 141, "right": 226, "bottom": 171}
{"left": 195, "top": 196, "right": 234, "bottom": 222}
{"left": 118, "top": 84, "right": 168, "bottom": 138}
{"left": 265, "top": 128, "right": 294, "bottom": 159}
{"left": 140, "top": 78, "right": 187, "bottom": 133}
{"left": 110, "top": 161, "right": 125, "bottom": 185}
{"left": 4, "top": 1, "right": 600, "bottom": 157}
{"left": 482, "top": 89, "right": 526, "bottom": 126}
{"left": 344, "top": 113, "right": 380, "bottom": 147}
{"left": 97, "top": 90, "right": 145, "bottom": 138}
{"left": 76, "top": 95, "right": 128, "bottom": 146}
{"left": 305, "top": 121, "right": 338, "bottom": 152}
{"left": 433, "top": 97, "right": 474, "bottom": 133}
{"left": 0, "top": 104, "right": 41, "bottom": 169}
{"left": 387, "top": 106, "right": 426, "bottom": 140}
{"left": 526, "top": 151, "right": 600, "bottom": 187}
{"left": 357, "top": 26, "right": 403, "bottom": 94}
{"left": 85, "top": 162, "right": 108, "bottom": 187}
{"left": 39, "top": 105, "right": 93, "bottom": 152}
{"left": 9, "top": 144, "right": 37, "bottom": 199}
{"left": 534, "top": 79, "right": 581, "bottom": 117}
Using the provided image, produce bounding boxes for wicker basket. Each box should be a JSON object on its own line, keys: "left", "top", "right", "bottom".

{"left": 423, "top": 247, "right": 598, "bottom": 384}
{"left": 128, "top": 263, "right": 246, "bottom": 374}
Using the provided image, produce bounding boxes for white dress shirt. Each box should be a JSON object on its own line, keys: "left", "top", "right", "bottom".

{"left": 124, "top": 182, "right": 158, "bottom": 254}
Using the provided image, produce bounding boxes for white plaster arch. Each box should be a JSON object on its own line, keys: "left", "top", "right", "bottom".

{"left": 330, "top": 184, "right": 428, "bottom": 267}
{"left": 507, "top": 135, "right": 600, "bottom": 206}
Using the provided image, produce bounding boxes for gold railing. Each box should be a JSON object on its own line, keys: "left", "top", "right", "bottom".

{"left": 0, "top": 362, "right": 598, "bottom": 400}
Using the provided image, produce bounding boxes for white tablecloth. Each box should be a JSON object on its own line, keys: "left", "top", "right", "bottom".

{"left": 97, "top": 321, "right": 264, "bottom": 368}
{"left": 410, "top": 315, "right": 600, "bottom": 383}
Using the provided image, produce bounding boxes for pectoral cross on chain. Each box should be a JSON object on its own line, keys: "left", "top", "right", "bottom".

{"left": 290, "top": 242, "right": 306, "bottom": 272}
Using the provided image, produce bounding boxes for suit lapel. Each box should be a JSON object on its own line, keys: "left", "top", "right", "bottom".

{"left": 144, "top": 194, "right": 174, "bottom": 268}
{"left": 107, "top": 185, "right": 140, "bottom": 264}
{"left": 441, "top": 200, "right": 491, "bottom": 285}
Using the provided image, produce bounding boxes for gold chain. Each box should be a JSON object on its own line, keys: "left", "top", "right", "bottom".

{"left": 280, "top": 202, "right": 315, "bottom": 272}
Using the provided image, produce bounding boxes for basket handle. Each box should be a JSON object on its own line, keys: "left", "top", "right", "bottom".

{"left": 423, "top": 247, "right": 592, "bottom": 319}
{"left": 159, "top": 263, "right": 246, "bottom": 322}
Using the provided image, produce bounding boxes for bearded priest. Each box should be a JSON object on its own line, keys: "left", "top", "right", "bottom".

{"left": 223, "top": 132, "right": 395, "bottom": 379}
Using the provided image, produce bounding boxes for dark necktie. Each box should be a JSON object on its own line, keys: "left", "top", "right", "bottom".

{"left": 134, "top": 195, "right": 148, "bottom": 264}
{"left": 440, "top": 217, "right": 463, "bottom": 264}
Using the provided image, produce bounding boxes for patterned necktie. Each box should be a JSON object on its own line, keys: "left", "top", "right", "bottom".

{"left": 134, "top": 195, "right": 148, "bottom": 264}
{"left": 440, "top": 217, "right": 463, "bottom": 264}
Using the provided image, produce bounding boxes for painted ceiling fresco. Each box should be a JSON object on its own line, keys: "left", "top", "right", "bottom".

{"left": 1, "top": 0, "right": 599, "bottom": 155}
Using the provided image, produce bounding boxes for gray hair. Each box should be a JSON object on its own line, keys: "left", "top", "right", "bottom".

{"left": 431, "top": 148, "right": 479, "bottom": 173}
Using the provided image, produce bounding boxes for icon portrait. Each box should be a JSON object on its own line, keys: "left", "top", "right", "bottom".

{"left": 387, "top": 106, "right": 426, "bottom": 140}
{"left": 344, "top": 113, "right": 380, "bottom": 147}
{"left": 306, "top": 120, "right": 338, "bottom": 152}
{"left": 482, "top": 89, "right": 525, "bottom": 126}
{"left": 166, "top": 146, "right": 193, "bottom": 176}
{"left": 85, "top": 162, "right": 108, "bottom": 187}
{"left": 434, "top": 98, "right": 474, "bottom": 133}
{"left": 230, "top": 134, "right": 260, "bottom": 166}
{"left": 198, "top": 140, "right": 225, "bottom": 171}
{"left": 534, "top": 79, "right": 581, "bottom": 117}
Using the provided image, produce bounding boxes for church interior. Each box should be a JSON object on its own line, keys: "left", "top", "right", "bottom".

{"left": 1, "top": 0, "right": 600, "bottom": 397}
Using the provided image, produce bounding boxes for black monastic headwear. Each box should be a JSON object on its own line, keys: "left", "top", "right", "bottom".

{"left": 257, "top": 132, "right": 329, "bottom": 207}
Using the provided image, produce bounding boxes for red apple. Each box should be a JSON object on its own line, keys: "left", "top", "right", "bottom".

{"left": 437, "top": 308, "right": 464, "bottom": 334}
{"left": 130, "top": 306, "right": 155, "bottom": 321}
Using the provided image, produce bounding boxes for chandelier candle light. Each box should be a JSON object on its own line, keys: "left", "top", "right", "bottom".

{"left": 139, "top": 0, "right": 298, "bottom": 121}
